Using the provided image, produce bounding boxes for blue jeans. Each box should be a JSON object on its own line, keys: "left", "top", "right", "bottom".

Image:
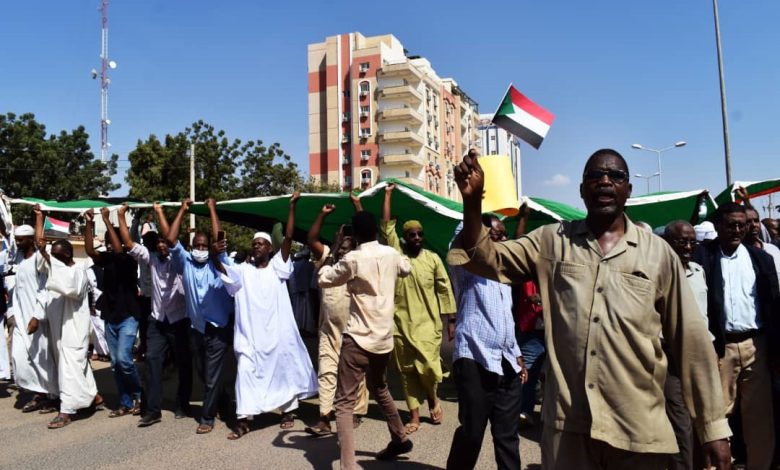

{"left": 517, "top": 330, "right": 546, "bottom": 415}
{"left": 106, "top": 316, "right": 143, "bottom": 409}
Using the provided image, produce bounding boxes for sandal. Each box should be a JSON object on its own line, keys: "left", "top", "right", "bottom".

{"left": 108, "top": 406, "right": 132, "bottom": 418}
{"left": 404, "top": 422, "right": 420, "bottom": 434}
{"left": 91, "top": 394, "right": 105, "bottom": 411}
{"left": 430, "top": 402, "right": 444, "bottom": 425}
{"left": 196, "top": 423, "right": 214, "bottom": 434}
{"left": 227, "top": 421, "right": 250, "bottom": 440}
{"left": 48, "top": 414, "right": 72, "bottom": 429}
{"left": 280, "top": 412, "right": 295, "bottom": 429}
{"left": 22, "top": 395, "right": 45, "bottom": 413}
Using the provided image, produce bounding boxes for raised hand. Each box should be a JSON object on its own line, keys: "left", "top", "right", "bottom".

{"left": 100, "top": 207, "right": 111, "bottom": 219}
{"left": 84, "top": 208, "right": 95, "bottom": 222}
{"left": 454, "top": 149, "right": 485, "bottom": 201}
{"left": 32, "top": 204, "right": 42, "bottom": 217}
{"left": 205, "top": 198, "right": 216, "bottom": 209}
{"left": 152, "top": 201, "right": 163, "bottom": 213}
{"left": 118, "top": 203, "right": 129, "bottom": 217}
{"left": 385, "top": 183, "right": 396, "bottom": 194}
{"left": 181, "top": 198, "right": 193, "bottom": 211}
{"left": 322, "top": 204, "right": 336, "bottom": 215}
{"left": 290, "top": 191, "right": 301, "bottom": 206}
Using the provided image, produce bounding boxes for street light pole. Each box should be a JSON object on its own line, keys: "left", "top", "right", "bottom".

{"left": 713, "top": 0, "right": 733, "bottom": 186}
{"left": 635, "top": 172, "right": 660, "bottom": 195}
{"left": 631, "top": 142, "right": 686, "bottom": 192}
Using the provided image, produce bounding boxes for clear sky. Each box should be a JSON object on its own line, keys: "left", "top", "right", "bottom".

{"left": 2, "top": 1, "right": 779, "bottom": 215}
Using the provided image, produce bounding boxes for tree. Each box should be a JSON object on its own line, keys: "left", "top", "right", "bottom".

{"left": 0, "top": 112, "right": 118, "bottom": 200}
{"left": 125, "top": 120, "right": 306, "bottom": 248}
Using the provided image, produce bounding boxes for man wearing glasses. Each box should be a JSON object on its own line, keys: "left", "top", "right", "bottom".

{"left": 695, "top": 202, "right": 779, "bottom": 469}
{"left": 662, "top": 220, "right": 712, "bottom": 470}
{"left": 449, "top": 148, "right": 731, "bottom": 469}
{"left": 381, "top": 183, "right": 456, "bottom": 434}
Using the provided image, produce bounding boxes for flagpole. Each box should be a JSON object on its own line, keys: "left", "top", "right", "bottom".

{"left": 490, "top": 82, "right": 515, "bottom": 125}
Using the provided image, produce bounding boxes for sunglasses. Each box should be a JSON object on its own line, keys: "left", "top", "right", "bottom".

{"left": 406, "top": 231, "right": 424, "bottom": 238}
{"left": 583, "top": 169, "right": 629, "bottom": 184}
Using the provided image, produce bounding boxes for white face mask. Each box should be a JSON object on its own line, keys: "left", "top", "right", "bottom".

{"left": 191, "top": 249, "right": 209, "bottom": 264}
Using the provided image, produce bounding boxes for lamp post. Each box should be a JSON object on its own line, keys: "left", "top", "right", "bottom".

{"left": 635, "top": 172, "right": 660, "bottom": 195}
{"left": 630, "top": 141, "right": 686, "bottom": 191}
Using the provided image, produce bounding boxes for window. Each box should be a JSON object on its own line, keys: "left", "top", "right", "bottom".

{"left": 405, "top": 171, "right": 411, "bottom": 178}
{"left": 344, "top": 175, "right": 352, "bottom": 186}
{"left": 490, "top": 135, "right": 496, "bottom": 141}
{"left": 359, "top": 127, "right": 371, "bottom": 138}
{"left": 342, "top": 133, "right": 350, "bottom": 143}
{"left": 359, "top": 62, "right": 370, "bottom": 73}
{"left": 360, "top": 105, "right": 370, "bottom": 117}
{"left": 359, "top": 81, "right": 370, "bottom": 96}
{"left": 361, "top": 149, "right": 371, "bottom": 161}
{"left": 342, "top": 112, "right": 350, "bottom": 122}
{"left": 343, "top": 90, "right": 350, "bottom": 98}
{"left": 361, "top": 169, "right": 372, "bottom": 186}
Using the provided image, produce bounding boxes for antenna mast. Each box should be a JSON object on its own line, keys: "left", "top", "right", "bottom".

{"left": 100, "top": 0, "right": 110, "bottom": 162}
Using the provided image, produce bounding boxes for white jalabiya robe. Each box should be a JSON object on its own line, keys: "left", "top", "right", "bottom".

{"left": 0, "top": 319, "right": 9, "bottom": 380}
{"left": 86, "top": 268, "right": 109, "bottom": 356}
{"left": 8, "top": 252, "right": 56, "bottom": 395}
{"left": 221, "top": 252, "right": 318, "bottom": 416}
{"left": 39, "top": 256, "right": 97, "bottom": 414}
{"left": 0, "top": 243, "right": 11, "bottom": 380}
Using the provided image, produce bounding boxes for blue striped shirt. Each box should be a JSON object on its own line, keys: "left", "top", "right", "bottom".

{"left": 450, "top": 264, "right": 522, "bottom": 376}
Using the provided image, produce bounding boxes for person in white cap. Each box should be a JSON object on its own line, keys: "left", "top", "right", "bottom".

{"left": 32, "top": 204, "right": 100, "bottom": 428}
{"left": 7, "top": 223, "right": 58, "bottom": 412}
{"left": 213, "top": 192, "right": 317, "bottom": 440}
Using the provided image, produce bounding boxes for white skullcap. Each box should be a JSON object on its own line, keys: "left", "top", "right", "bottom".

{"left": 13, "top": 225, "right": 34, "bottom": 237}
{"left": 694, "top": 221, "right": 717, "bottom": 242}
{"left": 252, "top": 232, "right": 272, "bottom": 244}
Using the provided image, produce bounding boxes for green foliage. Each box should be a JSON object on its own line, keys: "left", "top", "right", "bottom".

{"left": 0, "top": 112, "right": 118, "bottom": 222}
{"left": 125, "top": 120, "right": 307, "bottom": 249}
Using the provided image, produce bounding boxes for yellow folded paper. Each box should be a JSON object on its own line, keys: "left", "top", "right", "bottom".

{"left": 479, "top": 154, "right": 519, "bottom": 216}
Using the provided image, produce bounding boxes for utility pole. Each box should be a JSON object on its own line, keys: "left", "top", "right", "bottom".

{"left": 713, "top": 0, "right": 733, "bottom": 186}
{"left": 189, "top": 143, "right": 195, "bottom": 244}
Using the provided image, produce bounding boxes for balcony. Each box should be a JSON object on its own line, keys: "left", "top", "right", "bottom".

{"left": 378, "top": 84, "right": 422, "bottom": 104}
{"left": 381, "top": 152, "right": 425, "bottom": 169}
{"left": 379, "top": 129, "right": 425, "bottom": 146}
{"left": 377, "top": 106, "right": 423, "bottom": 124}
{"left": 378, "top": 61, "right": 423, "bottom": 81}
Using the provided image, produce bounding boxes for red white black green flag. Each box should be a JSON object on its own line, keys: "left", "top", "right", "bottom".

{"left": 492, "top": 85, "right": 555, "bottom": 149}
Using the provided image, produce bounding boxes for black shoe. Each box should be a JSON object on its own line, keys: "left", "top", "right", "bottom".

{"left": 138, "top": 413, "right": 162, "bottom": 427}
{"left": 376, "top": 439, "right": 413, "bottom": 460}
{"left": 175, "top": 406, "right": 190, "bottom": 419}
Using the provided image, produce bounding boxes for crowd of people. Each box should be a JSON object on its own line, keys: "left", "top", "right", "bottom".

{"left": 1, "top": 148, "right": 780, "bottom": 469}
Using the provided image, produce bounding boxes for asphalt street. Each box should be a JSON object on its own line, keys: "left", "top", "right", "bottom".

{"left": 0, "top": 342, "right": 543, "bottom": 470}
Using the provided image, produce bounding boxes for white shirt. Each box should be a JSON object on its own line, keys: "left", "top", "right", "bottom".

{"left": 686, "top": 261, "right": 713, "bottom": 340}
{"left": 720, "top": 244, "right": 760, "bottom": 333}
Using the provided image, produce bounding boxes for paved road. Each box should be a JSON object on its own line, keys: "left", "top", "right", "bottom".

{"left": 0, "top": 353, "right": 542, "bottom": 469}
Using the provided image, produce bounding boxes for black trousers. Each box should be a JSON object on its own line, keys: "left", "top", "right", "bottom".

{"left": 137, "top": 296, "right": 151, "bottom": 356}
{"left": 144, "top": 317, "right": 192, "bottom": 417}
{"left": 189, "top": 323, "right": 234, "bottom": 425}
{"left": 446, "top": 358, "right": 522, "bottom": 470}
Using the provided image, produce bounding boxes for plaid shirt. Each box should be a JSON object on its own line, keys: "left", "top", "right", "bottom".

{"left": 450, "top": 264, "right": 522, "bottom": 376}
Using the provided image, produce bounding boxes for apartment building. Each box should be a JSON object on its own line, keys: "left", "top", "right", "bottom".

{"left": 308, "top": 32, "right": 480, "bottom": 201}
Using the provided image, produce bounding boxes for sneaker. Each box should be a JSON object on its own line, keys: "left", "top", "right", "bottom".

{"left": 376, "top": 439, "right": 413, "bottom": 461}
{"left": 138, "top": 413, "right": 162, "bottom": 427}
{"left": 518, "top": 412, "right": 535, "bottom": 428}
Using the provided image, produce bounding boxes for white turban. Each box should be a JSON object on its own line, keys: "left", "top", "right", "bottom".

{"left": 252, "top": 232, "right": 272, "bottom": 244}
{"left": 694, "top": 221, "right": 717, "bottom": 242}
{"left": 13, "top": 225, "right": 34, "bottom": 237}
